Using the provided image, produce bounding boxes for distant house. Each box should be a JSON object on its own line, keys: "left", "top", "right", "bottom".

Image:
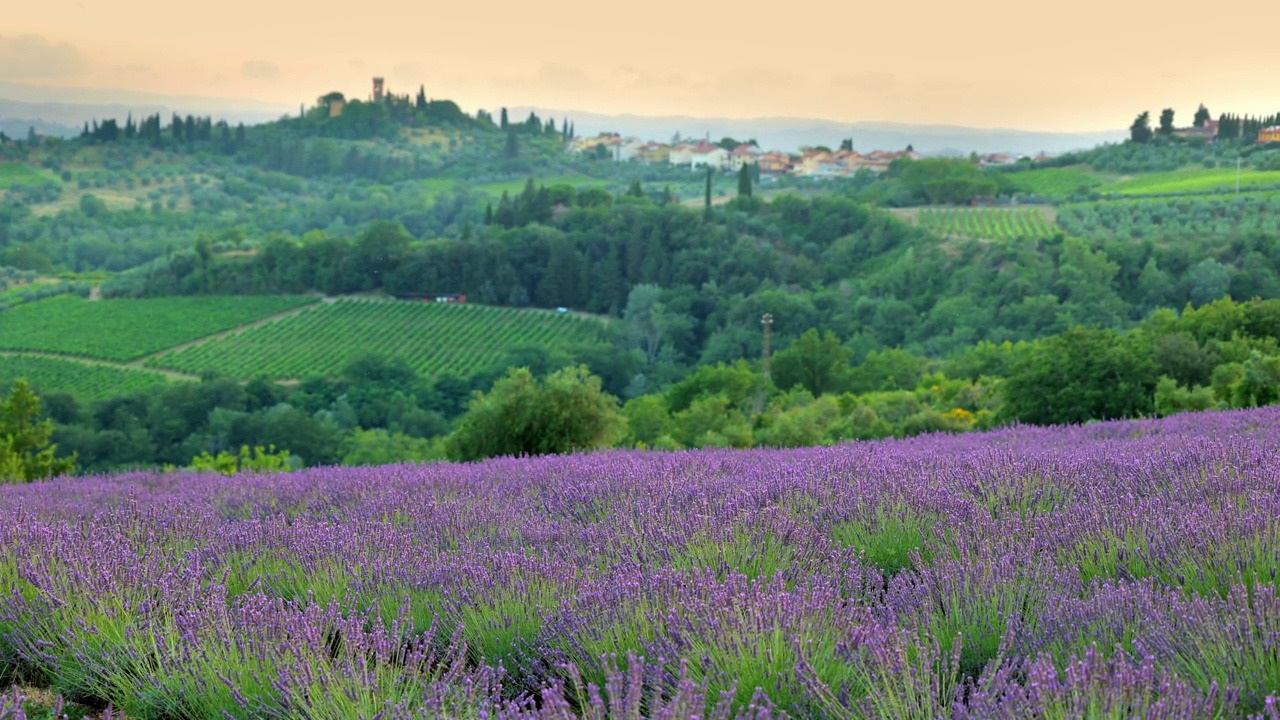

{"left": 1173, "top": 119, "right": 1219, "bottom": 142}
{"left": 796, "top": 150, "right": 834, "bottom": 176}
{"left": 616, "top": 138, "right": 645, "bottom": 162}
{"left": 568, "top": 134, "right": 625, "bottom": 157}
{"left": 759, "top": 152, "right": 792, "bottom": 174}
{"left": 1259, "top": 126, "right": 1280, "bottom": 144}
{"left": 729, "top": 143, "right": 764, "bottom": 171}
{"left": 688, "top": 142, "right": 730, "bottom": 170}
{"left": 667, "top": 143, "right": 696, "bottom": 167}
{"left": 637, "top": 142, "right": 671, "bottom": 164}
{"left": 978, "top": 153, "right": 1018, "bottom": 167}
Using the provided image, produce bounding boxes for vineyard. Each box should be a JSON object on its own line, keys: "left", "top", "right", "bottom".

{"left": 1056, "top": 193, "right": 1280, "bottom": 241}
{"left": 147, "top": 298, "right": 605, "bottom": 379}
{"left": 917, "top": 207, "right": 1055, "bottom": 240}
{"left": 0, "top": 295, "right": 317, "bottom": 361}
{"left": 0, "top": 354, "right": 175, "bottom": 399}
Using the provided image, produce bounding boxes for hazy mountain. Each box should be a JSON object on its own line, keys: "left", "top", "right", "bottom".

{"left": 509, "top": 107, "right": 1126, "bottom": 156}
{"left": 0, "top": 82, "right": 294, "bottom": 130}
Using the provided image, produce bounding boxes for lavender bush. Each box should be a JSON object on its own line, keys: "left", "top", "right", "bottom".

{"left": 2, "top": 407, "right": 1280, "bottom": 718}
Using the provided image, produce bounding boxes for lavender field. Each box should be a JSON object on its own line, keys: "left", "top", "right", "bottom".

{"left": 2, "top": 409, "right": 1280, "bottom": 719}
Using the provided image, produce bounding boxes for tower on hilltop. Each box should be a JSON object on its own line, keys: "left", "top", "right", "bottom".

{"left": 372, "top": 77, "right": 385, "bottom": 103}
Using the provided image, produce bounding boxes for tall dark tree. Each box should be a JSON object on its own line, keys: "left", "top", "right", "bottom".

{"left": 1193, "top": 103, "right": 1211, "bottom": 128}
{"left": 737, "top": 163, "right": 753, "bottom": 198}
{"left": 415, "top": 85, "right": 427, "bottom": 110}
{"left": 505, "top": 131, "right": 519, "bottom": 159}
{"left": 704, "top": 165, "right": 713, "bottom": 216}
{"left": 500, "top": 108, "right": 509, "bottom": 131}
{"left": 1129, "top": 111, "right": 1153, "bottom": 144}
{"left": 1158, "top": 108, "right": 1175, "bottom": 136}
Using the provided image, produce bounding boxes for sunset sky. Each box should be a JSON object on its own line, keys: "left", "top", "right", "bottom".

{"left": 4, "top": 0, "right": 1276, "bottom": 132}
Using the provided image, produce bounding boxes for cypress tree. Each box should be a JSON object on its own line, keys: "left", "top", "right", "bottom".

{"left": 500, "top": 108, "right": 509, "bottom": 131}
{"left": 737, "top": 163, "right": 753, "bottom": 198}
{"left": 704, "top": 166, "right": 713, "bottom": 216}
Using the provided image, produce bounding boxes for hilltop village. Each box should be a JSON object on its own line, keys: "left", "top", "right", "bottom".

{"left": 563, "top": 133, "right": 1064, "bottom": 178}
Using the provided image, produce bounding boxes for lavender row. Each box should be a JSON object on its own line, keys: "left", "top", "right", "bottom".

{"left": 2, "top": 407, "right": 1279, "bottom": 718}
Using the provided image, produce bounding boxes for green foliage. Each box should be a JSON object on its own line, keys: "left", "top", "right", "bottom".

{"left": 444, "top": 365, "right": 623, "bottom": 461}
{"left": 1153, "top": 376, "right": 1217, "bottom": 417}
{"left": 1057, "top": 194, "right": 1280, "bottom": 243}
{"left": 771, "top": 329, "right": 850, "bottom": 396}
{"left": 1002, "top": 327, "right": 1158, "bottom": 425}
{"left": 340, "top": 428, "right": 444, "bottom": 466}
{"left": 189, "top": 444, "right": 293, "bottom": 476}
{"left": 890, "top": 157, "right": 997, "bottom": 204}
{"left": 0, "top": 379, "right": 76, "bottom": 482}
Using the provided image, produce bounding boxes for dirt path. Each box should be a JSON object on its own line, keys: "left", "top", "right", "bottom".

{"left": 0, "top": 350, "right": 199, "bottom": 382}
{"left": 128, "top": 297, "right": 331, "bottom": 367}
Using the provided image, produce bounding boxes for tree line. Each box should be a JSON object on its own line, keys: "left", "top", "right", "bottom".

{"left": 9, "top": 294, "right": 1280, "bottom": 479}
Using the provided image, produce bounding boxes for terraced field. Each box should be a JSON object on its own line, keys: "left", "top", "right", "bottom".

{"left": 0, "top": 295, "right": 317, "bottom": 361}
{"left": 146, "top": 298, "right": 604, "bottom": 379}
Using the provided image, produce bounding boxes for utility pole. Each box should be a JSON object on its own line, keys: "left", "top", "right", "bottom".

{"left": 761, "top": 313, "right": 773, "bottom": 379}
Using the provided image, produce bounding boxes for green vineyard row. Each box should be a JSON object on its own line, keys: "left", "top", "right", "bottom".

{"left": 0, "top": 355, "right": 174, "bottom": 400}
{"left": 146, "top": 299, "right": 604, "bottom": 380}
{"left": 0, "top": 295, "right": 317, "bottom": 361}
{"left": 919, "top": 207, "right": 1055, "bottom": 240}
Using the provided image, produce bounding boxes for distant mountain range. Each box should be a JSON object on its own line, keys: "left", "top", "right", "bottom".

{"left": 0, "top": 83, "right": 1126, "bottom": 155}
{"left": 509, "top": 107, "right": 1127, "bottom": 156}
{"left": 0, "top": 82, "right": 294, "bottom": 137}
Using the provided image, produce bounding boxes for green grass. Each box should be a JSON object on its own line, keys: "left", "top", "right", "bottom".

{"left": 1097, "top": 167, "right": 1280, "bottom": 195}
{"left": 0, "top": 295, "right": 317, "bottom": 361}
{"left": 918, "top": 207, "right": 1055, "bottom": 240}
{"left": 146, "top": 298, "right": 604, "bottom": 380}
{"left": 0, "top": 355, "right": 175, "bottom": 400}
{"left": 1001, "top": 166, "right": 1102, "bottom": 197}
{"left": 0, "top": 163, "right": 50, "bottom": 188}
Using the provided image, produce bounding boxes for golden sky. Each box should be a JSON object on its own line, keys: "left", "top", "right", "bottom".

{"left": 5, "top": 0, "right": 1277, "bottom": 131}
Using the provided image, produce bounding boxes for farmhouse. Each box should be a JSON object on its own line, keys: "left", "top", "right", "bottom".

{"left": 1174, "top": 119, "right": 1219, "bottom": 142}
{"left": 690, "top": 142, "right": 729, "bottom": 170}
{"left": 636, "top": 142, "right": 670, "bottom": 164}
{"left": 729, "top": 143, "right": 764, "bottom": 171}
{"left": 1259, "top": 126, "right": 1280, "bottom": 144}
{"left": 759, "top": 152, "right": 793, "bottom": 174}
